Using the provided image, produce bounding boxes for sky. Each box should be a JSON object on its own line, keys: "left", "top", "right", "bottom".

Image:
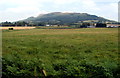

{"left": 0, "top": 0, "right": 119, "bottom": 22}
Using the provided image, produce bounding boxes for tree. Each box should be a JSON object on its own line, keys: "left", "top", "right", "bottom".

{"left": 96, "top": 23, "right": 106, "bottom": 27}
{"left": 15, "top": 21, "right": 28, "bottom": 26}
{"left": 80, "top": 23, "right": 90, "bottom": 28}
{"left": 1, "top": 21, "right": 15, "bottom": 27}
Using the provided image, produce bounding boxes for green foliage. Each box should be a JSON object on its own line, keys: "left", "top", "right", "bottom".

{"left": 2, "top": 28, "right": 119, "bottom": 77}
{"left": 96, "top": 23, "right": 107, "bottom": 27}
{"left": 25, "top": 12, "right": 113, "bottom": 25}
{"left": 2, "top": 52, "right": 45, "bottom": 77}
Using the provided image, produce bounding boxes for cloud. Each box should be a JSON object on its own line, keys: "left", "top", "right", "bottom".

{"left": 52, "top": 0, "right": 78, "bottom": 4}
{"left": 0, "top": 0, "right": 118, "bottom": 22}
{"left": 94, "top": 2, "right": 118, "bottom": 21}
{"left": 0, "top": 0, "right": 46, "bottom": 22}
{"left": 81, "top": 0, "right": 100, "bottom": 11}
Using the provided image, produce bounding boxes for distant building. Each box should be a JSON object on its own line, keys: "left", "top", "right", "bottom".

{"left": 107, "top": 24, "right": 120, "bottom": 28}
{"left": 46, "top": 24, "right": 50, "bottom": 26}
{"left": 25, "top": 24, "right": 27, "bottom": 27}
{"left": 87, "top": 26, "right": 95, "bottom": 28}
{"left": 0, "top": 24, "right": 2, "bottom": 27}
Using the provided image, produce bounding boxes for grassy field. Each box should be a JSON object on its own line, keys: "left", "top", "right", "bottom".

{"left": 2, "top": 28, "right": 119, "bottom": 77}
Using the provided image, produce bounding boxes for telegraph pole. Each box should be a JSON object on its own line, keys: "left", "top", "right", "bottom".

{"left": 118, "top": 1, "right": 120, "bottom": 22}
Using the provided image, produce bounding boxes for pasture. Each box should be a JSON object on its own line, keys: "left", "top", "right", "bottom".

{"left": 2, "top": 28, "right": 119, "bottom": 77}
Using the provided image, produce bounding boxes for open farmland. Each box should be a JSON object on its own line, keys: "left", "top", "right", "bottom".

{"left": 0, "top": 27, "right": 36, "bottom": 30}
{"left": 2, "top": 28, "right": 119, "bottom": 77}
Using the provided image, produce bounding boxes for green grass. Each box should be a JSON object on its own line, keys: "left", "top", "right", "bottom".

{"left": 35, "top": 26, "right": 76, "bottom": 29}
{"left": 2, "top": 28, "right": 119, "bottom": 77}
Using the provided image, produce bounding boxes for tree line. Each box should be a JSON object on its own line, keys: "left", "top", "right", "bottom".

{"left": 0, "top": 21, "right": 108, "bottom": 28}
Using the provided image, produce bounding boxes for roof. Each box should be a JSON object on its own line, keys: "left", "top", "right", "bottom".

{"left": 107, "top": 24, "right": 120, "bottom": 26}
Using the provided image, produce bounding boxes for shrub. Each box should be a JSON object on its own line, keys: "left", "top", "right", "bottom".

{"left": 8, "top": 28, "right": 13, "bottom": 30}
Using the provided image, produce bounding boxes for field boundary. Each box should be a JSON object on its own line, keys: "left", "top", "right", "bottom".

{"left": 0, "top": 27, "right": 36, "bottom": 30}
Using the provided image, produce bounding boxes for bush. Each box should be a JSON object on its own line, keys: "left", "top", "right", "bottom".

{"left": 8, "top": 28, "right": 13, "bottom": 30}
{"left": 96, "top": 23, "right": 106, "bottom": 27}
{"left": 2, "top": 52, "right": 120, "bottom": 78}
{"left": 51, "top": 61, "right": 114, "bottom": 78}
{"left": 2, "top": 52, "right": 46, "bottom": 78}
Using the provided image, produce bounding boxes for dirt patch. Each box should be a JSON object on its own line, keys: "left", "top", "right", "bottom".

{"left": 0, "top": 27, "right": 36, "bottom": 30}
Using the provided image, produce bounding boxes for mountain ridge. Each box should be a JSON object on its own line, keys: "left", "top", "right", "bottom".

{"left": 23, "top": 12, "right": 115, "bottom": 24}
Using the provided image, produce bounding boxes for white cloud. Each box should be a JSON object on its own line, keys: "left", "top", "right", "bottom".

{"left": 0, "top": 0, "right": 46, "bottom": 22}
{"left": 81, "top": 0, "right": 100, "bottom": 11}
{"left": 94, "top": 3, "right": 118, "bottom": 21}
{"left": 5, "top": 7, "right": 38, "bottom": 13}
{"left": 0, "top": 0, "right": 118, "bottom": 22}
{"left": 52, "top": 0, "right": 78, "bottom": 4}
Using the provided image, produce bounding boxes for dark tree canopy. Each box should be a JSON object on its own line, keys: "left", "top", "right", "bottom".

{"left": 96, "top": 23, "right": 106, "bottom": 27}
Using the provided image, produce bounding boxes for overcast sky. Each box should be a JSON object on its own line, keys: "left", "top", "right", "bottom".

{"left": 0, "top": 0, "right": 119, "bottom": 22}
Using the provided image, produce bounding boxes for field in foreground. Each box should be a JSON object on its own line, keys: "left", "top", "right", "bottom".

{"left": 2, "top": 28, "right": 119, "bottom": 77}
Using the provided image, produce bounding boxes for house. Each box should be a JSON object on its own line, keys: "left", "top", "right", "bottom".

{"left": 107, "top": 24, "right": 120, "bottom": 28}
{"left": 87, "top": 26, "right": 95, "bottom": 28}
{"left": 46, "top": 24, "right": 50, "bottom": 26}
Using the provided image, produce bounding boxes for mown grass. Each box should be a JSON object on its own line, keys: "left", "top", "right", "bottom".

{"left": 2, "top": 28, "right": 119, "bottom": 77}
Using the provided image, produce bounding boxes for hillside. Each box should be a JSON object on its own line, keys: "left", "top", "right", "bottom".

{"left": 24, "top": 12, "right": 114, "bottom": 24}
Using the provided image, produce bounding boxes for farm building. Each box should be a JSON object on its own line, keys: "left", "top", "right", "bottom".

{"left": 107, "top": 24, "right": 120, "bottom": 28}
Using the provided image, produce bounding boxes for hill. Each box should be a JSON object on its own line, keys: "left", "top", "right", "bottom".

{"left": 24, "top": 12, "right": 115, "bottom": 25}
